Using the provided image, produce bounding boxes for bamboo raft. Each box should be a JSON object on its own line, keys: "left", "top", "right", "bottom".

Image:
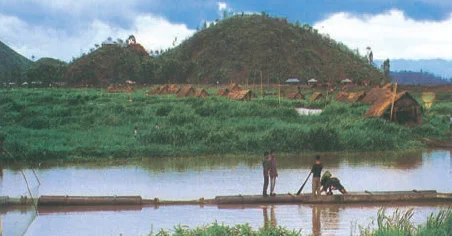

{"left": 1, "top": 190, "right": 451, "bottom": 207}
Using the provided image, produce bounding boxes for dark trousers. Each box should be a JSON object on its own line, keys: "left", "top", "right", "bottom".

{"left": 263, "top": 176, "right": 269, "bottom": 195}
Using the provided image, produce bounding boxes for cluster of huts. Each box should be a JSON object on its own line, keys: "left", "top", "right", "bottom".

{"left": 108, "top": 81, "right": 422, "bottom": 126}
{"left": 282, "top": 83, "right": 422, "bottom": 125}
{"left": 147, "top": 84, "right": 209, "bottom": 98}
{"left": 146, "top": 83, "right": 257, "bottom": 101}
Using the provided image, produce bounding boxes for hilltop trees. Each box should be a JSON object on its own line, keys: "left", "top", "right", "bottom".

{"left": 383, "top": 59, "right": 390, "bottom": 77}
{"left": 25, "top": 58, "right": 67, "bottom": 86}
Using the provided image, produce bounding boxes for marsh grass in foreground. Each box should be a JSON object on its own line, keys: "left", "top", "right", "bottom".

{"left": 0, "top": 88, "right": 450, "bottom": 160}
{"left": 359, "top": 208, "right": 452, "bottom": 236}
{"left": 150, "top": 222, "right": 300, "bottom": 236}
{"left": 145, "top": 209, "right": 452, "bottom": 236}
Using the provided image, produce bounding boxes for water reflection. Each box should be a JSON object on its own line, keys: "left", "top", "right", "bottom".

{"left": 263, "top": 205, "right": 277, "bottom": 229}
{"left": 0, "top": 203, "right": 450, "bottom": 235}
{"left": 312, "top": 206, "right": 321, "bottom": 236}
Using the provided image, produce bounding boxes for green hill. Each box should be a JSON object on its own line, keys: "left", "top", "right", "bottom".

{"left": 63, "top": 42, "right": 151, "bottom": 87}
{"left": 160, "top": 15, "right": 386, "bottom": 84}
{"left": 0, "top": 40, "right": 32, "bottom": 84}
{"left": 25, "top": 57, "right": 67, "bottom": 86}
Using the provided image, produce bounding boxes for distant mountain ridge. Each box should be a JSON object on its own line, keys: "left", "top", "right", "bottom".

{"left": 0, "top": 41, "right": 32, "bottom": 83}
{"left": 390, "top": 71, "right": 451, "bottom": 85}
{"left": 375, "top": 59, "right": 452, "bottom": 79}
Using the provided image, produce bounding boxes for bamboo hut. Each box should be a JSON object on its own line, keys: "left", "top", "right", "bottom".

{"left": 217, "top": 88, "right": 230, "bottom": 97}
{"left": 365, "top": 91, "right": 422, "bottom": 125}
{"left": 309, "top": 92, "right": 323, "bottom": 102}
{"left": 177, "top": 85, "right": 196, "bottom": 97}
{"left": 106, "top": 84, "right": 133, "bottom": 93}
{"left": 227, "top": 90, "right": 255, "bottom": 101}
{"left": 195, "top": 88, "right": 209, "bottom": 98}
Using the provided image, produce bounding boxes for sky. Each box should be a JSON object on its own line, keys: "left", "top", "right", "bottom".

{"left": 1, "top": 0, "right": 452, "bottom": 62}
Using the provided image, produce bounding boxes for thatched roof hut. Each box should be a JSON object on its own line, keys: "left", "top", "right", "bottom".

{"left": 106, "top": 84, "right": 133, "bottom": 93}
{"left": 361, "top": 87, "right": 392, "bottom": 104}
{"left": 309, "top": 92, "right": 323, "bottom": 102}
{"left": 195, "top": 88, "right": 209, "bottom": 98}
{"left": 227, "top": 89, "right": 255, "bottom": 101}
{"left": 365, "top": 91, "right": 422, "bottom": 125}
{"left": 147, "top": 86, "right": 161, "bottom": 95}
{"left": 167, "top": 84, "right": 180, "bottom": 94}
{"left": 157, "top": 84, "right": 170, "bottom": 95}
{"left": 217, "top": 88, "right": 230, "bottom": 97}
{"left": 177, "top": 85, "right": 196, "bottom": 97}
{"left": 336, "top": 91, "right": 366, "bottom": 103}
{"left": 286, "top": 91, "right": 305, "bottom": 100}
{"left": 229, "top": 83, "right": 241, "bottom": 91}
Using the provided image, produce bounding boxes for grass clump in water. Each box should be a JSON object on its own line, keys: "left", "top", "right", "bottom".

{"left": 151, "top": 222, "right": 301, "bottom": 236}
{"left": 359, "top": 208, "right": 452, "bottom": 236}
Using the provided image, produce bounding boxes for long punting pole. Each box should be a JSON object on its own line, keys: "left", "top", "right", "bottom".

{"left": 296, "top": 171, "right": 312, "bottom": 195}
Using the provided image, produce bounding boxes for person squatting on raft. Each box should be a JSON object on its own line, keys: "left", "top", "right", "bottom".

{"left": 262, "top": 151, "right": 270, "bottom": 196}
{"left": 320, "top": 171, "right": 347, "bottom": 195}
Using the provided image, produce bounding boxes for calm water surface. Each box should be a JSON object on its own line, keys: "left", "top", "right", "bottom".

{"left": 0, "top": 149, "right": 451, "bottom": 235}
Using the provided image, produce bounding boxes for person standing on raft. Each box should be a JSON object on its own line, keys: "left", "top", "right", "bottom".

{"left": 262, "top": 151, "right": 270, "bottom": 196}
{"left": 311, "top": 155, "right": 323, "bottom": 196}
{"left": 269, "top": 150, "right": 278, "bottom": 196}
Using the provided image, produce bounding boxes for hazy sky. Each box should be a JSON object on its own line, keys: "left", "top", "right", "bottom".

{"left": 1, "top": 0, "right": 452, "bottom": 61}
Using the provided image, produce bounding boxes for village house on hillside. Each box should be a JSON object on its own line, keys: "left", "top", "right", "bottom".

{"left": 177, "top": 85, "right": 196, "bottom": 97}
{"left": 227, "top": 89, "right": 255, "bottom": 101}
{"left": 365, "top": 91, "right": 422, "bottom": 126}
{"left": 285, "top": 78, "right": 300, "bottom": 84}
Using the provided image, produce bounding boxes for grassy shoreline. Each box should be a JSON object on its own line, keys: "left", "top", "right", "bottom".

{"left": 0, "top": 88, "right": 450, "bottom": 161}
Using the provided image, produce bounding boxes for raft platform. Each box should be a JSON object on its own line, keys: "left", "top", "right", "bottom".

{"left": 1, "top": 190, "right": 451, "bottom": 207}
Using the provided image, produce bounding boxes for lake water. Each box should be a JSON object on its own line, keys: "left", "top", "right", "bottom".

{"left": 1, "top": 149, "right": 451, "bottom": 235}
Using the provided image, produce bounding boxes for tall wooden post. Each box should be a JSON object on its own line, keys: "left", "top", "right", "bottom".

{"left": 278, "top": 78, "right": 281, "bottom": 105}
{"left": 260, "top": 71, "right": 263, "bottom": 101}
{"left": 390, "top": 82, "right": 398, "bottom": 121}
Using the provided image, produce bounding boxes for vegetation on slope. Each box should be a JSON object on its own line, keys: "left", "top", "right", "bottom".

{"left": 0, "top": 40, "right": 32, "bottom": 84}
{"left": 0, "top": 88, "right": 449, "bottom": 161}
{"left": 63, "top": 42, "right": 152, "bottom": 87}
{"left": 160, "top": 14, "right": 386, "bottom": 84}
{"left": 25, "top": 57, "right": 67, "bottom": 86}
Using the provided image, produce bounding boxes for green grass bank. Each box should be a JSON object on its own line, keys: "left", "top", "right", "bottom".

{"left": 0, "top": 88, "right": 450, "bottom": 161}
